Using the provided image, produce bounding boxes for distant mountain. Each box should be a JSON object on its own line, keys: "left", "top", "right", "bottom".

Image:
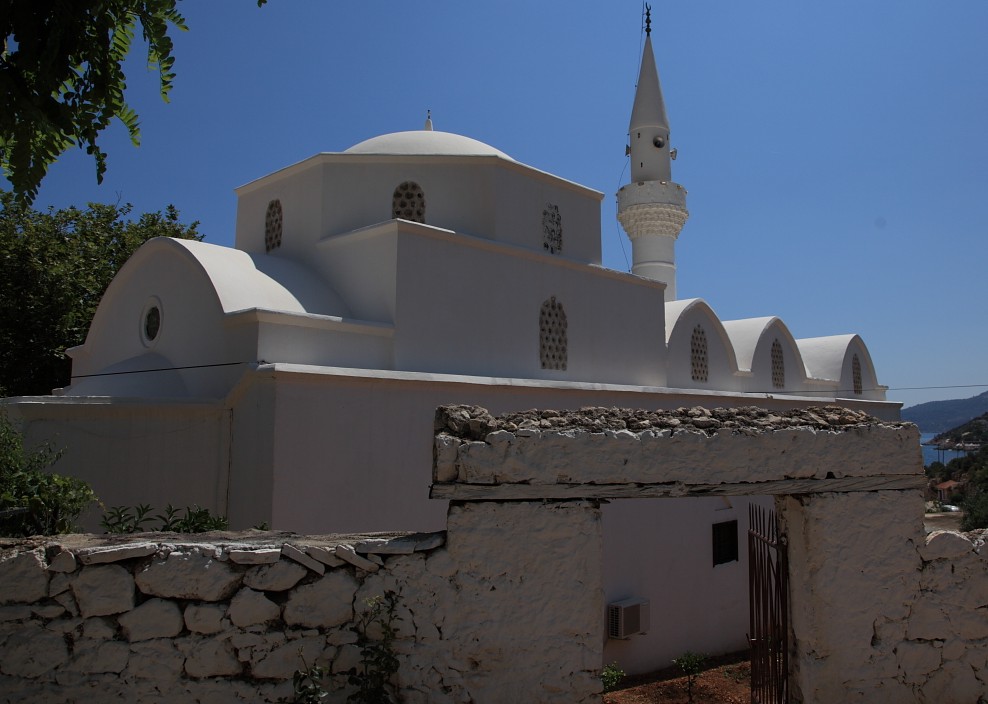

{"left": 932, "top": 413, "right": 988, "bottom": 447}
{"left": 901, "top": 390, "right": 988, "bottom": 433}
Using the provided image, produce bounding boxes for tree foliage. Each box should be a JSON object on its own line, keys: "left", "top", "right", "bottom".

{"left": 1, "top": 1, "right": 190, "bottom": 204}
{"left": 0, "top": 190, "right": 200, "bottom": 396}
{"left": 958, "top": 445, "right": 988, "bottom": 531}
{"left": 0, "top": 411, "right": 96, "bottom": 536}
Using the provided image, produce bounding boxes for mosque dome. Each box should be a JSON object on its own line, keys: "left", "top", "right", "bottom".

{"left": 344, "top": 130, "right": 514, "bottom": 160}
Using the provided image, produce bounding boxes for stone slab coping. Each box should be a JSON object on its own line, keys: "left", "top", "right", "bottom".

{"left": 433, "top": 404, "right": 922, "bottom": 494}
{"left": 0, "top": 530, "right": 446, "bottom": 565}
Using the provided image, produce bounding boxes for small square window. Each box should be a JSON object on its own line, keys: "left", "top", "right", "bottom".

{"left": 712, "top": 520, "right": 738, "bottom": 566}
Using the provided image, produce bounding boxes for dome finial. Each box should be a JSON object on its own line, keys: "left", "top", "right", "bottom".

{"left": 645, "top": 3, "right": 651, "bottom": 36}
{"left": 424, "top": 110, "right": 434, "bottom": 131}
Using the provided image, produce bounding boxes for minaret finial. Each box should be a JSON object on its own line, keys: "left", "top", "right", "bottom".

{"left": 424, "top": 110, "right": 433, "bottom": 131}
{"left": 645, "top": 4, "right": 651, "bottom": 36}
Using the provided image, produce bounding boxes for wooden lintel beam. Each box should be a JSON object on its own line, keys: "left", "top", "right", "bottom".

{"left": 429, "top": 474, "right": 926, "bottom": 501}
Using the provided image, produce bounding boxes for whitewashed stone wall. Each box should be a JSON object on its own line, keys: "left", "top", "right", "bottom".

{"left": 0, "top": 500, "right": 604, "bottom": 703}
{"left": 780, "top": 491, "right": 988, "bottom": 703}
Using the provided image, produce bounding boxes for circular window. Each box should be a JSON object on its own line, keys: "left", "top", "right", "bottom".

{"left": 140, "top": 297, "right": 163, "bottom": 347}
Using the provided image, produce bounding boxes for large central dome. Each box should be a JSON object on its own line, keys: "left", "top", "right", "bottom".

{"left": 344, "top": 130, "right": 514, "bottom": 160}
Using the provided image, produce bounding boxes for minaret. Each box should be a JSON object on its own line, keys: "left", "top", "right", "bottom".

{"left": 617, "top": 6, "right": 688, "bottom": 301}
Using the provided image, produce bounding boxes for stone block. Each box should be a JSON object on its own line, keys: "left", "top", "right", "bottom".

{"left": 228, "top": 548, "right": 282, "bottom": 565}
{"left": 185, "top": 636, "right": 242, "bottom": 678}
{"left": 920, "top": 531, "right": 974, "bottom": 561}
{"left": 31, "top": 603, "right": 65, "bottom": 619}
{"left": 77, "top": 543, "right": 157, "bottom": 565}
{"left": 45, "top": 616, "right": 82, "bottom": 634}
{"left": 82, "top": 617, "right": 117, "bottom": 640}
{"left": 135, "top": 548, "right": 242, "bottom": 601}
{"left": 0, "top": 625, "right": 68, "bottom": 677}
{"left": 907, "top": 598, "right": 952, "bottom": 642}
{"left": 251, "top": 636, "right": 326, "bottom": 680}
{"left": 306, "top": 546, "right": 344, "bottom": 567}
{"left": 127, "top": 639, "right": 185, "bottom": 681}
{"left": 894, "top": 639, "right": 940, "bottom": 685}
{"left": 434, "top": 434, "right": 459, "bottom": 482}
{"left": 281, "top": 544, "right": 325, "bottom": 575}
{"left": 331, "top": 643, "right": 362, "bottom": 674}
{"left": 119, "top": 598, "right": 184, "bottom": 641}
{"left": 46, "top": 550, "right": 77, "bottom": 573}
{"left": 228, "top": 588, "right": 280, "bottom": 628}
{"left": 66, "top": 640, "right": 129, "bottom": 674}
{"left": 0, "top": 605, "right": 31, "bottom": 622}
{"left": 949, "top": 606, "right": 988, "bottom": 640}
{"left": 0, "top": 550, "right": 48, "bottom": 604}
{"left": 184, "top": 603, "right": 227, "bottom": 634}
{"left": 48, "top": 571, "right": 74, "bottom": 596}
{"left": 72, "top": 564, "right": 134, "bottom": 617}
{"left": 922, "top": 658, "right": 985, "bottom": 701}
{"left": 243, "top": 559, "right": 308, "bottom": 592}
{"left": 53, "top": 589, "right": 79, "bottom": 616}
{"left": 284, "top": 570, "right": 358, "bottom": 628}
{"left": 335, "top": 544, "right": 379, "bottom": 572}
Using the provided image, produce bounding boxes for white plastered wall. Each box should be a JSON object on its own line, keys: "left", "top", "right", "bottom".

{"left": 391, "top": 227, "right": 667, "bottom": 386}
{"left": 235, "top": 155, "right": 603, "bottom": 265}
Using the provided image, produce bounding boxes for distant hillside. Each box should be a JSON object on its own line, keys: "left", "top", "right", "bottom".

{"left": 902, "top": 390, "right": 988, "bottom": 433}
{"left": 932, "top": 413, "right": 988, "bottom": 447}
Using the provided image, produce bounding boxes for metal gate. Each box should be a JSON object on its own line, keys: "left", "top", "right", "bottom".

{"left": 748, "top": 504, "right": 789, "bottom": 704}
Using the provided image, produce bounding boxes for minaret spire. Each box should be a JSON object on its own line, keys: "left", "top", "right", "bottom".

{"left": 617, "top": 10, "right": 689, "bottom": 301}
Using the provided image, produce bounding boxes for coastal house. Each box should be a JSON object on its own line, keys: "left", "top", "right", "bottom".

{"left": 3, "top": 14, "right": 898, "bottom": 673}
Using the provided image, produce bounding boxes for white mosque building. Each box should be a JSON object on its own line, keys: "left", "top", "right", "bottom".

{"left": 6, "top": 18, "right": 896, "bottom": 673}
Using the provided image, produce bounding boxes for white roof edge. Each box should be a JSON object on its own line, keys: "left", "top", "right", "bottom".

{"left": 234, "top": 151, "right": 603, "bottom": 200}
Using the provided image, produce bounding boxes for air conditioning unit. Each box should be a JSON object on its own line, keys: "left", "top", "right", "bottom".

{"left": 607, "top": 598, "right": 650, "bottom": 639}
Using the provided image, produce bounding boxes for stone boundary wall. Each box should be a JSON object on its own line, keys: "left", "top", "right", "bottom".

{"left": 0, "top": 501, "right": 604, "bottom": 703}
{"left": 781, "top": 491, "right": 988, "bottom": 703}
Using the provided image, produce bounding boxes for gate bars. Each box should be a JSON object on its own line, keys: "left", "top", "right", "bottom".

{"left": 748, "top": 504, "right": 789, "bottom": 704}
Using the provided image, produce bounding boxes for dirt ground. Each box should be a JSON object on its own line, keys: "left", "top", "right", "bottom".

{"left": 924, "top": 511, "right": 963, "bottom": 533}
{"left": 604, "top": 653, "right": 751, "bottom": 704}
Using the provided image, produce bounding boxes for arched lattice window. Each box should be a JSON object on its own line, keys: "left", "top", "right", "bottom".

{"left": 539, "top": 297, "right": 568, "bottom": 370}
{"left": 265, "top": 199, "right": 283, "bottom": 252}
{"left": 771, "top": 339, "right": 785, "bottom": 389}
{"left": 852, "top": 354, "right": 863, "bottom": 395}
{"left": 690, "top": 325, "right": 708, "bottom": 382}
{"left": 543, "top": 203, "right": 562, "bottom": 254}
{"left": 392, "top": 182, "right": 425, "bottom": 223}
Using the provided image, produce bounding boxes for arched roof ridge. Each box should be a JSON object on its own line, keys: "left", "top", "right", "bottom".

{"left": 124, "top": 238, "right": 350, "bottom": 318}
{"left": 797, "top": 333, "right": 874, "bottom": 383}
{"left": 719, "top": 316, "right": 807, "bottom": 380}
{"left": 665, "top": 298, "right": 739, "bottom": 374}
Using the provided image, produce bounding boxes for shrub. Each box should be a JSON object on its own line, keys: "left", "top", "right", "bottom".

{"left": 601, "top": 661, "right": 626, "bottom": 692}
{"left": 101, "top": 503, "right": 228, "bottom": 533}
{"left": 0, "top": 412, "right": 96, "bottom": 536}
{"left": 673, "top": 650, "right": 707, "bottom": 703}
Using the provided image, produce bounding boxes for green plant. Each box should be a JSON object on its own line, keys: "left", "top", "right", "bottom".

{"left": 101, "top": 503, "right": 154, "bottom": 533}
{"left": 293, "top": 651, "right": 330, "bottom": 703}
{"left": 348, "top": 591, "right": 401, "bottom": 703}
{"left": 292, "top": 591, "right": 402, "bottom": 704}
{"left": 673, "top": 651, "right": 706, "bottom": 703}
{"left": 0, "top": 412, "right": 96, "bottom": 536}
{"left": 101, "top": 503, "right": 228, "bottom": 533}
{"left": 601, "top": 661, "right": 626, "bottom": 692}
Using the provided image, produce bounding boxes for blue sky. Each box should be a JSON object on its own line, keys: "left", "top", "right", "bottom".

{"left": 14, "top": 1, "right": 988, "bottom": 409}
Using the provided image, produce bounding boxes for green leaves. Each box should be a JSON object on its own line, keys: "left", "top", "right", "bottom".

{"left": 0, "top": 191, "right": 201, "bottom": 396}
{"left": 100, "top": 503, "right": 228, "bottom": 533}
{"left": 0, "top": 411, "right": 96, "bottom": 537}
{"left": 0, "top": 0, "right": 189, "bottom": 204}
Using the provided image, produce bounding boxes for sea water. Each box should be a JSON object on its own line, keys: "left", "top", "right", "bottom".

{"left": 921, "top": 432, "right": 971, "bottom": 467}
